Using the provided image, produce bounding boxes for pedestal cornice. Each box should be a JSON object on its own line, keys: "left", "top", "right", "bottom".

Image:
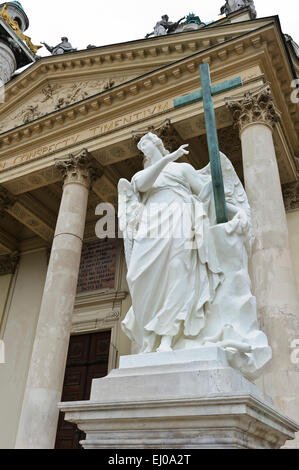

{"left": 225, "top": 83, "right": 281, "bottom": 134}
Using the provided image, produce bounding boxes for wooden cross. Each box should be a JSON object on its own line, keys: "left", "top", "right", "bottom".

{"left": 174, "top": 63, "right": 243, "bottom": 224}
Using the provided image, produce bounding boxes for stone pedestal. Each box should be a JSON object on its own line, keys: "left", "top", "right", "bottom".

{"left": 59, "top": 348, "right": 298, "bottom": 449}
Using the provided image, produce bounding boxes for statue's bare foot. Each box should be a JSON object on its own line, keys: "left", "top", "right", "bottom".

{"left": 156, "top": 336, "right": 173, "bottom": 353}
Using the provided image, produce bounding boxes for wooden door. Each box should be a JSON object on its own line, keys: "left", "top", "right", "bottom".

{"left": 55, "top": 330, "right": 111, "bottom": 449}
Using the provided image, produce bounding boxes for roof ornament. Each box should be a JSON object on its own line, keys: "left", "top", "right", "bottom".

{"left": 145, "top": 14, "right": 185, "bottom": 39}
{"left": 41, "top": 37, "right": 77, "bottom": 56}
{"left": 220, "top": 0, "right": 257, "bottom": 19}
{"left": 0, "top": 4, "right": 41, "bottom": 54}
{"left": 185, "top": 13, "right": 203, "bottom": 26}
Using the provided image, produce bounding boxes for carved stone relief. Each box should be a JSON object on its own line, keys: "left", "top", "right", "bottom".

{"left": 0, "top": 75, "right": 135, "bottom": 133}
{"left": 226, "top": 83, "right": 281, "bottom": 133}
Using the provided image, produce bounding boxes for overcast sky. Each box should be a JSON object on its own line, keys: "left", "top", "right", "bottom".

{"left": 21, "top": 0, "right": 298, "bottom": 56}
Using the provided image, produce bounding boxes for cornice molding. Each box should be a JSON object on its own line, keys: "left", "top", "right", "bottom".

{"left": 0, "top": 24, "right": 291, "bottom": 153}
{"left": 3, "top": 17, "right": 275, "bottom": 99}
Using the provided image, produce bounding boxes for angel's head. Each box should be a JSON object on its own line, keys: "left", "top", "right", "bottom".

{"left": 137, "top": 132, "right": 169, "bottom": 168}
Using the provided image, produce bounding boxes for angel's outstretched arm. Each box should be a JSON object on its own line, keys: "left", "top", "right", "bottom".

{"left": 134, "top": 145, "right": 189, "bottom": 192}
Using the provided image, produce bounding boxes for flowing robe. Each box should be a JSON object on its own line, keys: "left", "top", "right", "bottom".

{"left": 122, "top": 167, "right": 223, "bottom": 352}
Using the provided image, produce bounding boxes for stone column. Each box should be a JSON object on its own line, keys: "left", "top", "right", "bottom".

{"left": 0, "top": 41, "right": 17, "bottom": 85}
{"left": 226, "top": 84, "right": 299, "bottom": 446}
{"left": 15, "top": 149, "right": 96, "bottom": 449}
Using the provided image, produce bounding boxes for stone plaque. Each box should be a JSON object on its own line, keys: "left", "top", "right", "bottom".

{"left": 77, "top": 238, "right": 120, "bottom": 294}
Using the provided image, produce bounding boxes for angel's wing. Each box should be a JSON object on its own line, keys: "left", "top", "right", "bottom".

{"left": 198, "top": 152, "right": 250, "bottom": 214}
{"left": 198, "top": 152, "right": 254, "bottom": 251}
{"left": 118, "top": 178, "right": 143, "bottom": 266}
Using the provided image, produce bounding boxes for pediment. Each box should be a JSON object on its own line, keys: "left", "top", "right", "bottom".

{"left": 0, "top": 14, "right": 277, "bottom": 134}
{"left": 0, "top": 72, "right": 137, "bottom": 133}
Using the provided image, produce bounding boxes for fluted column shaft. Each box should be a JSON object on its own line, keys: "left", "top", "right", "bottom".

{"left": 15, "top": 150, "right": 95, "bottom": 449}
{"left": 227, "top": 84, "right": 299, "bottom": 446}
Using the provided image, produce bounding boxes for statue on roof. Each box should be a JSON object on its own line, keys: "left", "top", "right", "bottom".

{"left": 220, "top": 0, "right": 257, "bottom": 19}
{"left": 145, "top": 14, "right": 185, "bottom": 39}
{"left": 41, "top": 37, "right": 77, "bottom": 55}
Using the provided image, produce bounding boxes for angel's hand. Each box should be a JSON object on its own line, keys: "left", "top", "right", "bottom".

{"left": 165, "top": 144, "right": 189, "bottom": 163}
{"left": 238, "top": 209, "right": 249, "bottom": 229}
{"left": 227, "top": 204, "right": 248, "bottom": 229}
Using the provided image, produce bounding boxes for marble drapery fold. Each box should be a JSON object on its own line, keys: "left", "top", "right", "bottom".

{"left": 122, "top": 169, "right": 223, "bottom": 353}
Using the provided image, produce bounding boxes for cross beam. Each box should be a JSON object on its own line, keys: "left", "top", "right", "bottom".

{"left": 174, "top": 64, "right": 243, "bottom": 224}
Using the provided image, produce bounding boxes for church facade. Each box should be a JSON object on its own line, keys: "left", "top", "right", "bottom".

{"left": 0, "top": 3, "right": 298, "bottom": 449}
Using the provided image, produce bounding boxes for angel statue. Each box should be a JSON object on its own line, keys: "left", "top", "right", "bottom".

{"left": 118, "top": 133, "right": 271, "bottom": 380}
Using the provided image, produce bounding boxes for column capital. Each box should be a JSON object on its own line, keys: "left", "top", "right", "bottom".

{"left": 55, "top": 149, "right": 97, "bottom": 189}
{"left": 225, "top": 83, "right": 281, "bottom": 134}
{"left": 0, "top": 186, "right": 15, "bottom": 213}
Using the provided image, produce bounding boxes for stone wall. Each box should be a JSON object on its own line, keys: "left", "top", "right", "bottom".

{"left": 0, "top": 250, "right": 48, "bottom": 449}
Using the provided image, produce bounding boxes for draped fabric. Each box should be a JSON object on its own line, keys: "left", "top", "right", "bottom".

{"left": 122, "top": 169, "right": 223, "bottom": 353}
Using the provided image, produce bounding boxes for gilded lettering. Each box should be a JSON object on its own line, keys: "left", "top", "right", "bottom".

{"left": 70, "top": 134, "right": 80, "bottom": 144}
{"left": 89, "top": 126, "right": 101, "bottom": 136}
{"left": 158, "top": 101, "right": 169, "bottom": 112}
{"left": 41, "top": 146, "right": 49, "bottom": 155}
{"left": 148, "top": 106, "right": 157, "bottom": 115}
{"left": 2, "top": 99, "right": 173, "bottom": 171}
{"left": 103, "top": 122, "right": 114, "bottom": 132}
{"left": 114, "top": 119, "right": 122, "bottom": 128}
{"left": 123, "top": 116, "right": 132, "bottom": 124}
{"left": 133, "top": 112, "right": 142, "bottom": 120}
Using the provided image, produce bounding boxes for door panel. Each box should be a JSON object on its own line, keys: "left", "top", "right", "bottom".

{"left": 55, "top": 331, "right": 111, "bottom": 449}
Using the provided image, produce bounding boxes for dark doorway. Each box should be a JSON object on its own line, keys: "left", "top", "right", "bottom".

{"left": 55, "top": 330, "right": 111, "bottom": 449}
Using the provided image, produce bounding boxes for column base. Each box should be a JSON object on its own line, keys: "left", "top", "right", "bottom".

{"left": 59, "top": 348, "right": 298, "bottom": 449}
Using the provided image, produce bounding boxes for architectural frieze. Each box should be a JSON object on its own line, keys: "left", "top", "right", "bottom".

{"left": 0, "top": 76, "right": 136, "bottom": 134}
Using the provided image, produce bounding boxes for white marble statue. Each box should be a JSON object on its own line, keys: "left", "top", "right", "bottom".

{"left": 118, "top": 133, "right": 271, "bottom": 379}
{"left": 220, "top": 0, "right": 257, "bottom": 18}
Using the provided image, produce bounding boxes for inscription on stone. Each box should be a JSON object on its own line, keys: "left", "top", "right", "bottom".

{"left": 77, "top": 238, "right": 120, "bottom": 294}
{"left": 0, "top": 99, "right": 172, "bottom": 171}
